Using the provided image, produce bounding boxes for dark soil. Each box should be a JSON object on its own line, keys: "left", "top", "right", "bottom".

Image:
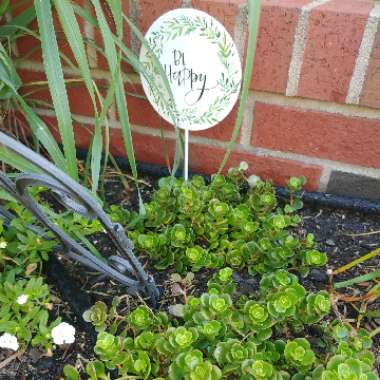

{"left": 1, "top": 173, "right": 380, "bottom": 379}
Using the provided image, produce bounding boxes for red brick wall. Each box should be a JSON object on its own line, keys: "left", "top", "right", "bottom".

{"left": 14, "top": 0, "right": 380, "bottom": 200}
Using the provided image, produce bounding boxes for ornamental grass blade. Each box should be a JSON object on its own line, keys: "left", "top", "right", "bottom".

{"left": 334, "top": 269, "right": 380, "bottom": 289}
{"left": 0, "top": 144, "right": 42, "bottom": 173}
{"left": 218, "top": 0, "right": 261, "bottom": 173}
{"left": 53, "top": 0, "right": 103, "bottom": 192}
{"left": 34, "top": 0, "right": 78, "bottom": 181}
{"left": 91, "top": 0, "right": 145, "bottom": 212}
{"left": 123, "top": 16, "right": 183, "bottom": 178}
{"left": 16, "top": 96, "right": 68, "bottom": 171}
{"left": 53, "top": 0, "right": 96, "bottom": 108}
{"left": 0, "top": 5, "right": 36, "bottom": 39}
{"left": 332, "top": 247, "right": 380, "bottom": 276}
{"left": 0, "top": 41, "right": 66, "bottom": 172}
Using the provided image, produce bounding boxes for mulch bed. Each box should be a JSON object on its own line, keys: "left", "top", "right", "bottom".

{"left": 1, "top": 173, "right": 380, "bottom": 379}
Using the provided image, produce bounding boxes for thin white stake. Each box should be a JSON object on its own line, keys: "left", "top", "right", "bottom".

{"left": 184, "top": 128, "right": 189, "bottom": 181}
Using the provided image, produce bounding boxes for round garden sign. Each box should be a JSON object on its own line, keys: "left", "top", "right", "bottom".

{"left": 139, "top": 8, "right": 242, "bottom": 132}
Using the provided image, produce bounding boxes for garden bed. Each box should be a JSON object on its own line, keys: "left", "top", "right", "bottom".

{"left": 1, "top": 171, "right": 380, "bottom": 379}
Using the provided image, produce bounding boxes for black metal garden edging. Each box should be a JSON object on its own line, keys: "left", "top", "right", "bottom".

{"left": 0, "top": 131, "right": 159, "bottom": 306}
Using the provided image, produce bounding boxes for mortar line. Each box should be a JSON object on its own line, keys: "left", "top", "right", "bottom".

{"left": 252, "top": 91, "right": 380, "bottom": 121}
{"left": 346, "top": 3, "right": 380, "bottom": 105}
{"left": 181, "top": 0, "right": 192, "bottom": 7}
{"left": 234, "top": 3, "right": 248, "bottom": 61}
{"left": 239, "top": 94, "right": 256, "bottom": 146}
{"left": 286, "top": 0, "right": 331, "bottom": 97}
{"left": 318, "top": 167, "right": 332, "bottom": 192}
{"left": 18, "top": 60, "right": 141, "bottom": 83}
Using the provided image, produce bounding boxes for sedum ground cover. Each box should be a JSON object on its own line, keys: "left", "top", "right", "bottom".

{"left": 0, "top": 165, "right": 378, "bottom": 379}
{"left": 65, "top": 165, "right": 379, "bottom": 379}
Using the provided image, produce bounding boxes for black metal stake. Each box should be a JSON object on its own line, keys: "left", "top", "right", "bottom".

{"left": 0, "top": 131, "right": 159, "bottom": 306}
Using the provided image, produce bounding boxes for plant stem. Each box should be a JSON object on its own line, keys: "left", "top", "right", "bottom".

{"left": 333, "top": 247, "right": 380, "bottom": 275}
{"left": 369, "top": 325, "right": 380, "bottom": 338}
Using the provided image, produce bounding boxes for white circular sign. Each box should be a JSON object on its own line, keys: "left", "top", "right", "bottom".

{"left": 139, "top": 8, "right": 242, "bottom": 131}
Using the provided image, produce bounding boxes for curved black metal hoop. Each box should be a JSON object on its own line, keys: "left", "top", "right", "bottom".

{"left": 0, "top": 131, "right": 159, "bottom": 306}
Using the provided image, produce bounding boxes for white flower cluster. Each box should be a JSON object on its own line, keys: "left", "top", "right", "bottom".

{"left": 51, "top": 322, "right": 76, "bottom": 345}
{"left": 0, "top": 322, "right": 76, "bottom": 352}
{"left": 0, "top": 333, "right": 19, "bottom": 351}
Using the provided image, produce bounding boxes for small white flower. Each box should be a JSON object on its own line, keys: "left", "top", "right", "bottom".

{"left": 51, "top": 322, "right": 75, "bottom": 345}
{"left": 16, "top": 294, "right": 29, "bottom": 305}
{"left": 326, "top": 269, "right": 333, "bottom": 275}
{"left": 247, "top": 174, "right": 261, "bottom": 189}
{"left": 0, "top": 333, "right": 19, "bottom": 351}
{"left": 0, "top": 241, "right": 7, "bottom": 249}
{"left": 239, "top": 161, "right": 249, "bottom": 171}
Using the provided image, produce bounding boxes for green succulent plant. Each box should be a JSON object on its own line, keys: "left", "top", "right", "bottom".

{"left": 299, "top": 291, "right": 331, "bottom": 324}
{"left": 267, "top": 284, "right": 306, "bottom": 319}
{"left": 241, "top": 359, "right": 278, "bottom": 380}
{"left": 320, "top": 356, "right": 378, "bottom": 380}
{"left": 128, "top": 305, "right": 154, "bottom": 331}
{"left": 169, "top": 350, "right": 222, "bottom": 380}
{"left": 244, "top": 301, "right": 273, "bottom": 331}
{"left": 284, "top": 338, "right": 315, "bottom": 372}
{"left": 83, "top": 301, "right": 109, "bottom": 332}
{"left": 78, "top": 265, "right": 379, "bottom": 380}
{"left": 113, "top": 168, "right": 326, "bottom": 275}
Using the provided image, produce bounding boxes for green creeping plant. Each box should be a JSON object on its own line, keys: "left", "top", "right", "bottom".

{"left": 110, "top": 165, "right": 327, "bottom": 275}
{"left": 70, "top": 268, "right": 379, "bottom": 380}
{"left": 0, "top": 194, "right": 105, "bottom": 353}
{"left": 0, "top": 276, "right": 60, "bottom": 349}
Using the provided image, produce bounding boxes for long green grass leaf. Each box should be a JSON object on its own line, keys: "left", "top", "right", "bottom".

{"left": 72, "top": 3, "right": 98, "bottom": 27}
{"left": 218, "top": 0, "right": 261, "bottom": 173}
{"left": 334, "top": 269, "right": 380, "bottom": 289}
{"left": 91, "top": 0, "right": 143, "bottom": 211}
{"left": 34, "top": 0, "right": 78, "bottom": 181}
{"left": 0, "top": 40, "right": 67, "bottom": 171}
{"left": 0, "top": 6, "right": 36, "bottom": 39}
{"left": 16, "top": 96, "right": 68, "bottom": 171}
{"left": 53, "top": 0, "right": 96, "bottom": 108}
{"left": 0, "top": 144, "right": 42, "bottom": 173}
{"left": 123, "top": 16, "right": 183, "bottom": 177}
{"left": 333, "top": 247, "right": 380, "bottom": 275}
{"left": 53, "top": 0, "right": 105, "bottom": 192}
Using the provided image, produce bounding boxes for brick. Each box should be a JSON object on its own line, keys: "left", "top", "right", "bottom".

{"left": 251, "top": 0, "right": 310, "bottom": 93}
{"left": 137, "top": 0, "right": 182, "bottom": 34}
{"left": 297, "top": 0, "right": 373, "bottom": 104}
{"left": 191, "top": 0, "right": 245, "bottom": 37}
{"left": 93, "top": 0, "right": 132, "bottom": 72}
{"left": 16, "top": 0, "right": 88, "bottom": 64}
{"left": 18, "top": 69, "right": 107, "bottom": 118}
{"left": 251, "top": 102, "right": 380, "bottom": 169}
{"left": 42, "top": 114, "right": 176, "bottom": 169}
{"left": 89, "top": 126, "right": 177, "bottom": 168}
{"left": 360, "top": 23, "right": 380, "bottom": 109}
{"left": 39, "top": 114, "right": 322, "bottom": 190}
{"left": 125, "top": 83, "right": 240, "bottom": 141}
{"left": 115, "top": 131, "right": 322, "bottom": 190}
{"left": 327, "top": 171, "right": 380, "bottom": 201}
